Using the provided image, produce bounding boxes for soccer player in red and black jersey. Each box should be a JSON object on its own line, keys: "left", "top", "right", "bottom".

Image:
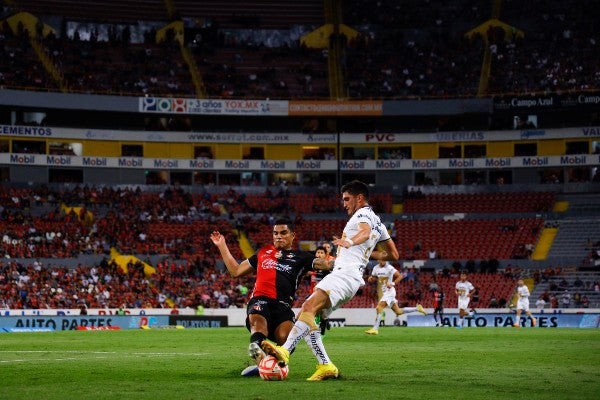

{"left": 432, "top": 287, "right": 445, "bottom": 327}
{"left": 210, "top": 218, "right": 332, "bottom": 376}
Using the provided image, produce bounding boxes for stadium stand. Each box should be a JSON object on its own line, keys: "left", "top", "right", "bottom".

{"left": 545, "top": 219, "right": 600, "bottom": 261}
{"left": 530, "top": 269, "right": 600, "bottom": 308}
{"left": 9, "top": 0, "right": 170, "bottom": 24}
{"left": 172, "top": 0, "right": 324, "bottom": 29}
{"left": 341, "top": 0, "right": 600, "bottom": 97}
{"left": 402, "top": 192, "right": 556, "bottom": 214}
{"left": 394, "top": 218, "right": 544, "bottom": 261}
{"left": 1, "top": 0, "right": 599, "bottom": 98}
{"left": 1, "top": 183, "right": 598, "bottom": 311}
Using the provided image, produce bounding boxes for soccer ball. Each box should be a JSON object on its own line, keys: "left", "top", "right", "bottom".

{"left": 258, "top": 355, "right": 289, "bottom": 381}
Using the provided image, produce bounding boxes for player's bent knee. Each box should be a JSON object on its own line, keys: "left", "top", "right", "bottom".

{"left": 298, "top": 311, "right": 319, "bottom": 330}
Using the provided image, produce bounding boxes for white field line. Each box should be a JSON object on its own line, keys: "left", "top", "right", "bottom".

{"left": 0, "top": 350, "right": 208, "bottom": 364}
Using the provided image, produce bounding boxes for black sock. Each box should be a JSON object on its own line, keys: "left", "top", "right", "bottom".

{"left": 250, "top": 332, "right": 267, "bottom": 345}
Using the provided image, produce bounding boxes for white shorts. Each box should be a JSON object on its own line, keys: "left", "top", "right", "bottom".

{"left": 517, "top": 298, "right": 530, "bottom": 311}
{"left": 458, "top": 297, "right": 470, "bottom": 311}
{"left": 315, "top": 270, "right": 363, "bottom": 318}
{"left": 379, "top": 289, "right": 398, "bottom": 307}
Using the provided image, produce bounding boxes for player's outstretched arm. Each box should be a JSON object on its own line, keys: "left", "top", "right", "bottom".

{"left": 313, "top": 257, "right": 334, "bottom": 272}
{"left": 333, "top": 222, "right": 372, "bottom": 249}
{"left": 371, "top": 239, "right": 400, "bottom": 261}
{"left": 210, "top": 231, "right": 252, "bottom": 277}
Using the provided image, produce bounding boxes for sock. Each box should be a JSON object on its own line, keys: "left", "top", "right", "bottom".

{"left": 372, "top": 312, "right": 382, "bottom": 330}
{"left": 250, "top": 332, "right": 267, "bottom": 346}
{"left": 304, "top": 330, "right": 332, "bottom": 364}
{"left": 460, "top": 317, "right": 464, "bottom": 327}
{"left": 403, "top": 307, "right": 417, "bottom": 313}
{"left": 283, "top": 319, "right": 311, "bottom": 353}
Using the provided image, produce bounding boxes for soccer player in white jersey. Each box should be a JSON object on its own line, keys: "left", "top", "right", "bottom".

{"left": 262, "top": 180, "right": 400, "bottom": 381}
{"left": 455, "top": 272, "right": 475, "bottom": 328}
{"left": 365, "top": 259, "right": 427, "bottom": 335}
{"left": 513, "top": 279, "right": 537, "bottom": 327}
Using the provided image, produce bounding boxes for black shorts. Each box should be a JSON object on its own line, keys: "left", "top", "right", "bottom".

{"left": 246, "top": 296, "right": 295, "bottom": 341}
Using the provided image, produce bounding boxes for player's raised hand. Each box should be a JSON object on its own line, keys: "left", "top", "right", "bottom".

{"left": 210, "top": 231, "right": 225, "bottom": 246}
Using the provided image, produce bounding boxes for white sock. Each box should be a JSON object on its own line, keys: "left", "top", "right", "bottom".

{"left": 304, "top": 330, "right": 331, "bottom": 364}
{"left": 403, "top": 307, "right": 417, "bottom": 313}
{"left": 283, "top": 319, "right": 310, "bottom": 352}
{"left": 372, "top": 313, "right": 382, "bottom": 330}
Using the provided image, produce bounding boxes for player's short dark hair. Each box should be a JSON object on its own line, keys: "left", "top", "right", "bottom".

{"left": 274, "top": 217, "right": 294, "bottom": 231}
{"left": 341, "top": 180, "right": 369, "bottom": 200}
{"left": 315, "top": 245, "right": 326, "bottom": 252}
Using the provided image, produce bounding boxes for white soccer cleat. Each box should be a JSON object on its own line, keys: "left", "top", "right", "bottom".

{"left": 248, "top": 342, "right": 266, "bottom": 363}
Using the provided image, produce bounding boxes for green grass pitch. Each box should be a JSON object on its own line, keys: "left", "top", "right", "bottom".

{"left": 1, "top": 327, "right": 598, "bottom": 400}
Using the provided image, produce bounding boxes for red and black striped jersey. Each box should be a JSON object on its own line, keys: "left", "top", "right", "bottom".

{"left": 434, "top": 291, "right": 444, "bottom": 308}
{"left": 248, "top": 245, "right": 315, "bottom": 306}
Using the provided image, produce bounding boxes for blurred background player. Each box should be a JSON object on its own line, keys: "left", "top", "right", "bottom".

{"left": 309, "top": 246, "right": 332, "bottom": 335}
{"left": 513, "top": 279, "right": 537, "bottom": 328}
{"left": 365, "top": 259, "right": 427, "bottom": 335}
{"left": 309, "top": 246, "right": 329, "bottom": 294}
{"left": 432, "top": 287, "right": 445, "bottom": 327}
{"left": 322, "top": 242, "right": 336, "bottom": 261}
{"left": 455, "top": 272, "right": 475, "bottom": 328}
{"left": 210, "top": 218, "right": 331, "bottom": 376}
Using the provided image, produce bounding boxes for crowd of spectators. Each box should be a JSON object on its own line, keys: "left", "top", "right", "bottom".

{"left": 535, "top": 270, "right": 599, "bottom": 309}
{"left": 1, "top": 182, "right": 598, "bottom": 311}
{"left": 0, "top": 255, "right": 255, "bottom": 310}
{"left": 0, "top": 184, "right": 314, "bottom": 310}
{"left": 0, "top": 184, "right": 253, "bottom": 310}
{"left": 1, "top": 184, "right": 393, "bottom": 260}
{"left": 1, "top": 1, "right": 599, "bottom": 99}
{"left": 341, "top": 0, "right": 600, "bottom": 98}
{"left": 0, "top": 185, "right": 233, "bottom": 259}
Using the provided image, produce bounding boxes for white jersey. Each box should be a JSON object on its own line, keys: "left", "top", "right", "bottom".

{"left": 455, "top": 279, "right": 475, "bottom": 310}
{"left": 370, "top": 262, "right": 398, "bottom": 305}
{"left": 516, "top": 284, "right": 531, "bottom": 311}
{"left": 333, "top": 206, "right": 390, "bottom": 281}
{"left": 455, "top": 280, "right": 475, "bottom": 299}
{"left": 517, "top": 284, "right": 530, "bottom": 299}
